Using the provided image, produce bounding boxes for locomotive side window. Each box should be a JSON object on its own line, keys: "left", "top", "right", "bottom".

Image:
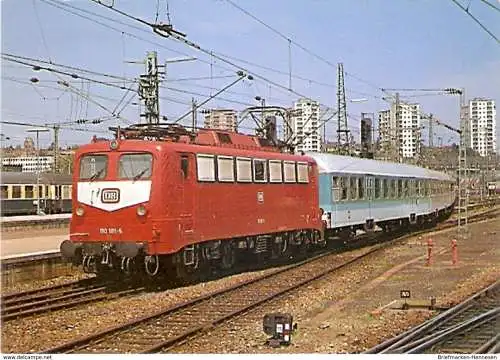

{"left": 269, "top": 160, "right": 283, "bottom": 183}
{"left": 119, "top": 153, "right": 153, "bottom": 180}
{"left": 217, "top": 156, "right": 234, "bottom": 182}
{"left": 253, "top": 159, "right": 267, "bottom": 183}
{"left": 80, "top": 154, "right": 108, "bottom": 180}
{"left": 297, "top": 162, "right": 309, "bottom": 183}
{"left": 196, "top": 154, "right": 216, "bottom": 182}
{"left": 236, "top": 157, "right": 252, "bottom": 182}
{"left": 283, "top": 161, "right": 296, "bottom": 183}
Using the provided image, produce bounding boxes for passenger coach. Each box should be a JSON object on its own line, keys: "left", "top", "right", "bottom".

{"left": 308, "top": 153, "right": 456, "bottom": 236}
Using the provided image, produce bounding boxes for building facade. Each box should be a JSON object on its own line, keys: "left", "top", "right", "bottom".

{"left": 203, "top": 109, "right": 238, "bottom": 132}
{"left": 378, "top": 102, "right": 421, "bottom": 161}
{"left": 288, "top": 98, "right": 321, "bottom": 152}
{"left": 1, "top": 156, "right": 54, "bottom": 173}
{"left": 469, "top": 98, "right": 496, "bottom": 156}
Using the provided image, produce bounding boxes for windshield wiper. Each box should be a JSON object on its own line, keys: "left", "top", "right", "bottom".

{"left": 132, "top": 167, "right": 149, "bottom": 182}
{"left": 89, "top": 168, "right": 105, "bottom": 182}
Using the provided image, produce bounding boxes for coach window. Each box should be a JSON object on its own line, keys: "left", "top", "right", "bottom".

{"left": 349, "top": 177, "right": 357, "bottom": 200}
{"left": 297, "top": 162, "right": 309, "bottom": 183}
{"left": 217, "top": 156, "right": 234, "bottom": 182}
{"left": 79, "top": 154, "right": 107, "bottom": 180}
{"left": 253, "top": 159, "right": 267, "bottom": 182}
{"left": 236, "top": 157, "right": 252, "bottom": 182}
{"left": 397, "top": 180, "right": 403, "bottom": 199}
{"left": 269, "top": 160, "right": 283, "bottom": 183}
{"left": 332, "top": 176, "right": 341, "bottom": 201}
{"left": 383, "top": 179, "right": 389, "bottom": 199}
{"left": 1, "top": 186, "right": 8, "bottom": 199}
{"left": 12, "top": 186, "right": 21, "bottom": 199}
{"left": 62, "top": 186, "right": 71, "bottom": 200}
{"left": 25, "top": 185, "right": 34, "bottom": 199}
{"left": 358, "top": 177, "right": 365, "bottom": 200}
{"left": 283, "top": 161, "right": 296, "bottom": 183}
{"left": 339, "top": 177, "right": 348, "bottom": 201}
{"left": 375, "top": 178, "right": 381, "bottom": 199}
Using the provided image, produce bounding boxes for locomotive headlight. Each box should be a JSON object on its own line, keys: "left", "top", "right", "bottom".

{"left": 110, "top": 139, "right": 119, "bottom": 150}
{"left": 76, "top": 207, "right": 85, "bottom": 216}
{"left": 137, "top": 205, "right": 147, "bottom": 216}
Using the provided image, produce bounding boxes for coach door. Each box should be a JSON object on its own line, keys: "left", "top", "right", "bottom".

{"left": 180, "top": 153, "right": 194, "bottom": 241}
{"left": 366, "top": 176, "right": 375, "bottom": 220}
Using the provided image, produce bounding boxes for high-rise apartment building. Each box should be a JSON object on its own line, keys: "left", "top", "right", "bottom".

{"left": 287, "top": 98, "right": 321, "bottom": 152}
{"left": 203, "top": 109, "right": 237, "bottom": 132}
{"left": 469, "top": 98, "right": 496, "bottom": 156}
{"left": 378, "top": 102, "right": 421, "bottom": 160}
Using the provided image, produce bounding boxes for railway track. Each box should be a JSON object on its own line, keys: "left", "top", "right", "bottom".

{"left": 42, "top": 208, "right": 499, "bottom": 354}
{"left": 1, "top": 278, "right": 145, "bottom": 322}
{"left": 366, "top": 281, "right": 500, "bottom": 354}
{"left": 2, "top": 207, "right": 496, "bottom": 332}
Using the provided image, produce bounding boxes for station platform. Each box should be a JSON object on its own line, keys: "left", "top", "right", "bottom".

{"left": 1, "top": 213, "right": 71, "bottom": 223}
{"left": 0, "top": 231, "right": 68, "bottom": 261}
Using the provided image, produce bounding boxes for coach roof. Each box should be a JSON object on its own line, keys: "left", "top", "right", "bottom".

{"left": 306, "top": 153, "right": 454, "bottom": 182}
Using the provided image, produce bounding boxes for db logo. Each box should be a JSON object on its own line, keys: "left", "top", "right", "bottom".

{"left": 101, "top": 188, "right": 120, "bottom": 203}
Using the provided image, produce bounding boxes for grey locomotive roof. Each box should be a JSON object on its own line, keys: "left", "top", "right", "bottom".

{"left": 1, "top": 172, "right": 72, "bottom": 185}
{"left": 306, "top": 152, "right": 454, "bottom": 182}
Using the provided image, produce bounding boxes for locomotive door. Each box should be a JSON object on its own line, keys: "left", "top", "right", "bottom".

{"left": 179, "top": 153, "right": 195, "bottom": 242}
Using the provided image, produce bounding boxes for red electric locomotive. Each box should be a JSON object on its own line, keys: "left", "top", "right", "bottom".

{"left": 61, "top": 125, "right": 324, "bottom": 281}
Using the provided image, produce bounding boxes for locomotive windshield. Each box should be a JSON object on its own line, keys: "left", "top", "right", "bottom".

{"left": 119, "top": 153, "right": 153, "bottom": 180}
{"left": 79, "top": 154, "right": 108, "bottom": 180}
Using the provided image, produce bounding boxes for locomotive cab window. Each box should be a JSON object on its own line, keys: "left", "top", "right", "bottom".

{"left": 297, "top": 162, "right": 309, "bottom": 183}
{"left": 119, "top": 153, "right": 153, "bottom": 180}
{"left": 253, "top": 159, "right": 267, "bottom": 182}
{"left": 196, "top": 154, "right": 216, "bottom": 182}
{"left": 79, "top": 154, "right": 108, "bottom": 180}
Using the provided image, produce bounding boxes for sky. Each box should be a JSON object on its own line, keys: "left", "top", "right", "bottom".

{"left": 1, "top": 0, "right": 499, "bottom": 149}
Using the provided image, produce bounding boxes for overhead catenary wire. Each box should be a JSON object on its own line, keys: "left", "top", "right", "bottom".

{"left": 450, "top": 0, "right": 499, "bottom": 43}
{"left": 41, "top": 0, "right": 383, "bottom": 101}
{"left": 222, "top": 0, "right": 387, "bottom": 93}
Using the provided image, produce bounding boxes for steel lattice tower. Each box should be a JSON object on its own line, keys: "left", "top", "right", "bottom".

{"left": 337, "top": 63, "right": 349, "bottom": 153}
